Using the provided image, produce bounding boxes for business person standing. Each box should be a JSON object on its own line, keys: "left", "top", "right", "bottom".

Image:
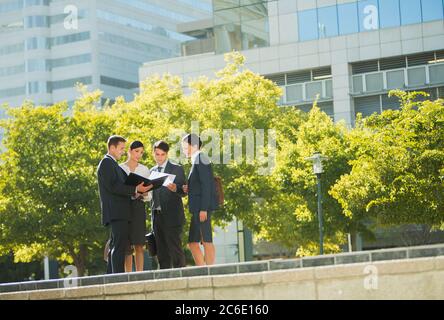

{"left": 150, "top": 140, "right": 187, "bottom": 269}
{"left": 120, "top": 140, "right": 152, "bottom": 273}
{"left": 181, "top": 134, "right": 219, "bottom": 266}
{"left": 97, "top": 135, "right": 152, "bottom": 273}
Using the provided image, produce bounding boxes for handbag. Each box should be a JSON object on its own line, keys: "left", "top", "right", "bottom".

{"left": 145, "top": 231, "right": 157, "bottom": 256}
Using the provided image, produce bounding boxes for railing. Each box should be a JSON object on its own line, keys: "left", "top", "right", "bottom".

{"left": 279, "top": 79, "right": 333, "bottom": 105}
{"left": 351, "top": 62, "right": 444, "bottom": 95}
{"left": 181, "top": 37, "right": 215, "bottom": 57}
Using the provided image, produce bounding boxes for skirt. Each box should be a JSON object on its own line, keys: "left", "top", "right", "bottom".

{"left": 188, "top": 211, "right": 213, "bottom": 243}
{"left": 128, "top": 199, "right": 147, "bottom": 246}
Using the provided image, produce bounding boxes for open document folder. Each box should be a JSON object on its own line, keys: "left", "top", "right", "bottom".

{"left": 123, "top": 173, "right": 162, "bottom": 190}
{"left": 148, "top": 170, "right": 176, "bottom": 187}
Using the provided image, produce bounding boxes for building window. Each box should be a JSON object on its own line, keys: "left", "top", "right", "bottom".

{"left": 96, "top": 10, "right": 192, "bottom": 42}
{"left": 26, "top": 37, "right": 51, "bottom": 50}
{"left": 421, "top": 0, "right": 444, "bottom": 22}
{"left": 298, "top": 9, "right": 318, "bottom": 41}
{"left": 51, "top": 76, "right": 92, "bottom": 91}
{"left": 99, "top": 54, "right": 141, "bottom": 74}
{"left": 400, "top": 0, "right": 422, "bottom": 25}
{"left": 24, "top": 0, "right": 50, "bottom": 7}
{"left": 379, "top": 0, "right": 401, "bottom": 28}
{"left": 51, "top": 54, "right": 91, "bottom": 69}
{"left": 0, "top": 43, "right": 23, "bottom": 56}
{"left": 214, "top": 2, "right": 269, "bottom": 54}
{"left": 214, "top": 7, "right": 241, "bottom": 52}
{"left": 100, "top": 76, "right": 139, "bottom": 90}
{"left": 355, "top": 95, "right": 381, "bottom": 117}
{"left": 0, "top": 64, "right": 25, "bottom": 77}
{"left": 355, "top": 86, "right": 444, "bottom": 119}
{"left": 298, "top": 0, "right": 444, "bottom": 42}
{"left": 318, "top": 5, "right": 338, "bottom": 38}
{"left": 50, "top": 31, "right": 90, "bottom": 47}
{"left": 338, "top": 2, "right": 359, "bottom": 35}
{"left": 98, "top": 32, "right": 173, "bottom": 58}
{"left": 25, "top": 59, "right": 50, "bottom": 72}
{"left": 24, "top": 16, "right": 50, "bottom": 28}
{"left": 240, "top": 4, "right": 269, "bottom": 50}
{"left": 0, "top": 86, "right": 26, "bottom": 98}
{"left": 0, "top": 1, "right": 22, "bottom": 14}
{"left": 27, "top": 81, "right": 50, "bottom": 94}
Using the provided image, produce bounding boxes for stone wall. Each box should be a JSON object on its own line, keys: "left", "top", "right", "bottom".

{"left": 1, "top": 255, "right": 443, "bottom": 300}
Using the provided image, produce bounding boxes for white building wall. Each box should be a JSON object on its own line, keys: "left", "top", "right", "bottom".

{"left": 140, "top": 19, "right": 444, "bottom": 126}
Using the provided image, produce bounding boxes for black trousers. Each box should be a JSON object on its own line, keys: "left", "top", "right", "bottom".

{"left": 153, "top": 213, "right": 186, "bottom": 269}
{"left": 109, "top": 219, "right": 130, "bottom": 273}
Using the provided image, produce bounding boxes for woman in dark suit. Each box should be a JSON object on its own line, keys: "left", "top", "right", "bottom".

{"left": 120, "top": 140, "right": 152, "bottom": 272}
{"left": 181, "top": 134, "right": 219, "bottom": 266}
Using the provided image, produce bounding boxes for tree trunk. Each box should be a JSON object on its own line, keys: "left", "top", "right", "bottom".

{"left": 71, "top": 244, "right": 87, "bottom": 277}
{"left": 349, "top": 232, "right": 363, "bottom": 252}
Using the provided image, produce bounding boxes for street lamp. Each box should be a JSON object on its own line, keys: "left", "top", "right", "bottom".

{"left": 305, "top": 151, "right": 328, "bottom": 255}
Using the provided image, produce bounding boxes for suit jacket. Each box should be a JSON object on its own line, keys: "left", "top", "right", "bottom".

{"left": 97, "top": 155, "right": 136, "bottom": 226}
{"left": 151, "top": 160, "right": 186, "bottom": 227}
{"left": 187, "top": 152, "right": 219, "bottom": 214}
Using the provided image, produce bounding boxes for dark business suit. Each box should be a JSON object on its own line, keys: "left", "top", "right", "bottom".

{"left": 97, "top": 155, "right": 135, "bottom": 273}
{"left": 151, "top": 160, "right": 187, "bottom": 269}
{"left": 187, "top": 152, "right": 219, "bottom": 243}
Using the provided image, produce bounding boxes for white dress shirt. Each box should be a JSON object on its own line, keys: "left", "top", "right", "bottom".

{"left": 120, "top": 162, "right": 152, "bottom": 202}
{"left": 152, "top": 159, "right": 169, "bottom": 210}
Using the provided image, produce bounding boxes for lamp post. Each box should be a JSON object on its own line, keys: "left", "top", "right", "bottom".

{"left": 305, "top": 152, "right": 328, "bottom": 255}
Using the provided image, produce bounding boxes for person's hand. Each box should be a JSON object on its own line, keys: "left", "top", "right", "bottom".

{"left": 199, "top": 211, "right": 207, "bottom": 222}
{"left": 135, "top": 193, "right": 144, "bottom": 200}
{"left": 137, "top": 182, "right": 151, "bottom": 193}
{"left": 145, "top": 184, "right": 153, "bottom": 191}
{"left": 167, "top": 183, "right": 177, "bottom": 192}
{"left": 182, "top": 185, "right": 188, "bottom": 193}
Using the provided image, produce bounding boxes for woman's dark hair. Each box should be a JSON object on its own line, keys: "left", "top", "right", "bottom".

{"left": 129, "top": 140, "right": 144, "bottom": 150}
{"left": 153, "top": 140, "right": 169, "bottom": 153}
{"left": 182, "top": 133, "right": 202, "bottom": 149}
{"left": 107, "top": 135, "right": 126, "bottom": 149}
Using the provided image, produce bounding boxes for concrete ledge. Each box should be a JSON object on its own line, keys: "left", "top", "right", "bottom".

{"left": 2, "top": 244, "right": 444, "bottom": 295}
{"left": 2, "top": 244, "right": 444, "bottom": 300}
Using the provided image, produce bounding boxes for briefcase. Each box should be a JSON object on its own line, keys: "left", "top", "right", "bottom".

{"left": 145, "top": 231, "right": 157, "bottom": 256}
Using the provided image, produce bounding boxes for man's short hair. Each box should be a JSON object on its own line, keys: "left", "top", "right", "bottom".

{"left": 107, "top": 135, "right": 126, "bottom": 149}
{"left": 153, "top": 140, "right": 169, "bottom": 153}
{"left": 182, "top": 133, "right": 202, "bottom": 149}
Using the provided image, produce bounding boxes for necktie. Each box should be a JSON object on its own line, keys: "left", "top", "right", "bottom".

{"left": 153, "top": 167, "right": 163, "bottom": 209}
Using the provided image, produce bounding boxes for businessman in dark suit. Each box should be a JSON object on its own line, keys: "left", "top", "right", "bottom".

{"left": 181, "top": 134, "right": 219, "bottom": 266}
{"left": 150, "top": 140, "right": 187, "bottom": 269}
{"left": 97, "top": 135, "right": 152, "bottom": 273}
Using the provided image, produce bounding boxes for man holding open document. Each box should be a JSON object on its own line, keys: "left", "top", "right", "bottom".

{"left": 149, "top": 140, "right": 187, "bottom": 269}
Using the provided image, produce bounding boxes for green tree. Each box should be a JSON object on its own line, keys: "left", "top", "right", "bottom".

{"left": 330, "top": 91, "right": 444, "bottom": 232}
{"left": 0, "top": 89, "right": 115, "bottom": 276}
{"left": 256, "top": 104, "right": 355, "bottom": 255}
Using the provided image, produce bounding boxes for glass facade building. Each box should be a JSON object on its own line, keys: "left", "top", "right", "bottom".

{"left": 298, "top": 0, "right": 444, "bottom": 41}
{"left": 0, "top": 0, "right": 212, "bottom": 108}
{"left": 213, "top": 0, "right": 273, "bottom": 53}
{"left": 140, "top": 0, "right": 444, "bottom": 125}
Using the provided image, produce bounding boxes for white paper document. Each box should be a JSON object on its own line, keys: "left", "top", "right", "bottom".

{"left": 148, "top": 171, "right": 176, "bottom": 187}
